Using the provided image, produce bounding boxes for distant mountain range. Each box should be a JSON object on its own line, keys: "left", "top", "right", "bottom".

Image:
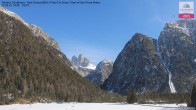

{"left": 71, "top": 55, "right": 113, "bottom": 86}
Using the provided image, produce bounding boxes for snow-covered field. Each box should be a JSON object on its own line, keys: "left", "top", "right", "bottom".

{"left": 0, "top": 103, "right": 194, "bottom": 110}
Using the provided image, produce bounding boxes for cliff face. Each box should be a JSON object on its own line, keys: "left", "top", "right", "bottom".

{"left": 159, "top": 20, "right": 196, "bottom": 92}
{"left": 71, "top": 54, "right": 96, "bottom": 77}
{"left": 102, "top": 33, "right": 170, "bottom": 95}
{"left": 102, "top": 21, "right": 196, "bottom": 95}
{"left": 86, "top": 60, "right": 113, "bottom": 86}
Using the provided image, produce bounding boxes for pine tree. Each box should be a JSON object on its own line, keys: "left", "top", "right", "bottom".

{"left": 191, "top": 84, "right": 196, "bottom": 107}
{"left": 127, "top": 90, "right": 137, "bottom": 104}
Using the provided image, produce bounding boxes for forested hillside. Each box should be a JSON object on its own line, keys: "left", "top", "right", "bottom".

{"left": 0, "top": 11, "right": 124, "bottom": 103}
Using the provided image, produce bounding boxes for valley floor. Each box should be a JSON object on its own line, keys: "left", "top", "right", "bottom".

{"left": 0, "top": 103, "right": 194, "bottom": 110}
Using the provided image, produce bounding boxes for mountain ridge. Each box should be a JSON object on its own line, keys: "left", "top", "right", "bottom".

{"left": 71, "top": 54, "right": 96, "bottom": 77}
{"left": 102, "top": 20, "right": 196, "bottom": 95}
{"left": 102, "top": 33, "right": 170, "bottom": 94}
{"left": 86, "top": 59, "right": 113, "bottom": 86}
{"left": 0, "top": 6, "right": 60, "bottom": 51}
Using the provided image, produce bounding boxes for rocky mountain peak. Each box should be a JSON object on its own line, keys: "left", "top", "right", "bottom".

{"left": 123, "top": 33, "right": 156, "bottom": 57}
{"left": 86, "top": 59, "right": 113, "bottom": 86}
{"left": 78, "top": 54, "right": 90, "bottom": 67}
{"left": 132, "top": 33, "right": 149, "bottom": 40}
{"left": 164, "top": 20, "right": 196, "bottom": 30}
{"left": 95, "top": 59, "right": 113, "bottom": 73}
{"left": 78, "top": 54, "right": 84, "bottom": 58}
{"left": 71, "top": 54, "right": 96, "bottom": 77}
{"left": 131, "top": 33, "right": 155, "bottom": 46}
{"left": 0, "top": 6, "right": 60, "bottom": 51}
{"left": 163, "top": 20, "right": 196, "bottom": 40}
{"left": 71, "top": 54, "right": 95, "bottom": 69}
{"left": 102, "top": 33, "right": 169, "bottom": 94}
{"left": 71, "top": 55, "right": 78, "bottom": 66}
{"left": 0, "top": 6, "right": 28, "bottom": 26}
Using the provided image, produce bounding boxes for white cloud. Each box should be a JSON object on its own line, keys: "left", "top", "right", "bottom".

{"left": 153, "top": 14, "right": 165, "bottom": 24}
{"left": 148, "top": 12, "right": 177, "bottom": 28}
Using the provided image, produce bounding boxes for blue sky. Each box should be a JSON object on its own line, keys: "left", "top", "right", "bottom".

{"left": 2, "top": 0, "right": 194, "bottom": 64}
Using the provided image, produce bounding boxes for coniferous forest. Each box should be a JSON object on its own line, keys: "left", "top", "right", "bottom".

{"left": 0, "top": 11, "right": 125, "bottom": 104}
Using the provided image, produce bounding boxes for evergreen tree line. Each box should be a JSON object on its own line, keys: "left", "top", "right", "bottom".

{"left": 0, "top": 12, "right": 125, "bottom": 104}
{"left": 190, "top": 84, "right": 196, "bottom": 108}
{"left": 127, "top": 84, "right": 196, "bottom": 107}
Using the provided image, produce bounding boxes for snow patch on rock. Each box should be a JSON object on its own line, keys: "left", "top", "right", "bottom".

{"left": 0, "top": 6, "right": 60, "bottom": 51}
{"left": 157, "top": 40, "right": 176, "bottom": 93}
{"left": 0, "top": 6, "right": 29, "bottom": 26}
{"left": 85, "top": 63, "right": 96, "bottom": 70}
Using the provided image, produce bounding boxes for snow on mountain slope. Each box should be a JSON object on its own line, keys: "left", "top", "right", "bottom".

{"left": 0, "top": 6, "right": 60, "bottom": 51}
{"left": 81, "top": 63, "right": 96, "bottom": 70}
{"left": 164, "top": 20, "right": 196, "bottom": 41}
{"left": 86, "top": 59, "right": 113, "bottom": 86}
{"left": 71, "top": 54, "right": 96, "bottom": 70}
{"left": 159, "top": 20, "right": 196, "bottom": 93}
{"left": 71, "top": 54, "right": 96, "bottom": 77}
{"left": 0, "top": 6, "right": 28, "bottom": 26}
{"left": 157, "top": 40, "right": 176, "bottom": 93}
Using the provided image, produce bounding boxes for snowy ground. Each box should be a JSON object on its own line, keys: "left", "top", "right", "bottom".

{"left": 0, "top": 103, "right": 194, "bottom": 110}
